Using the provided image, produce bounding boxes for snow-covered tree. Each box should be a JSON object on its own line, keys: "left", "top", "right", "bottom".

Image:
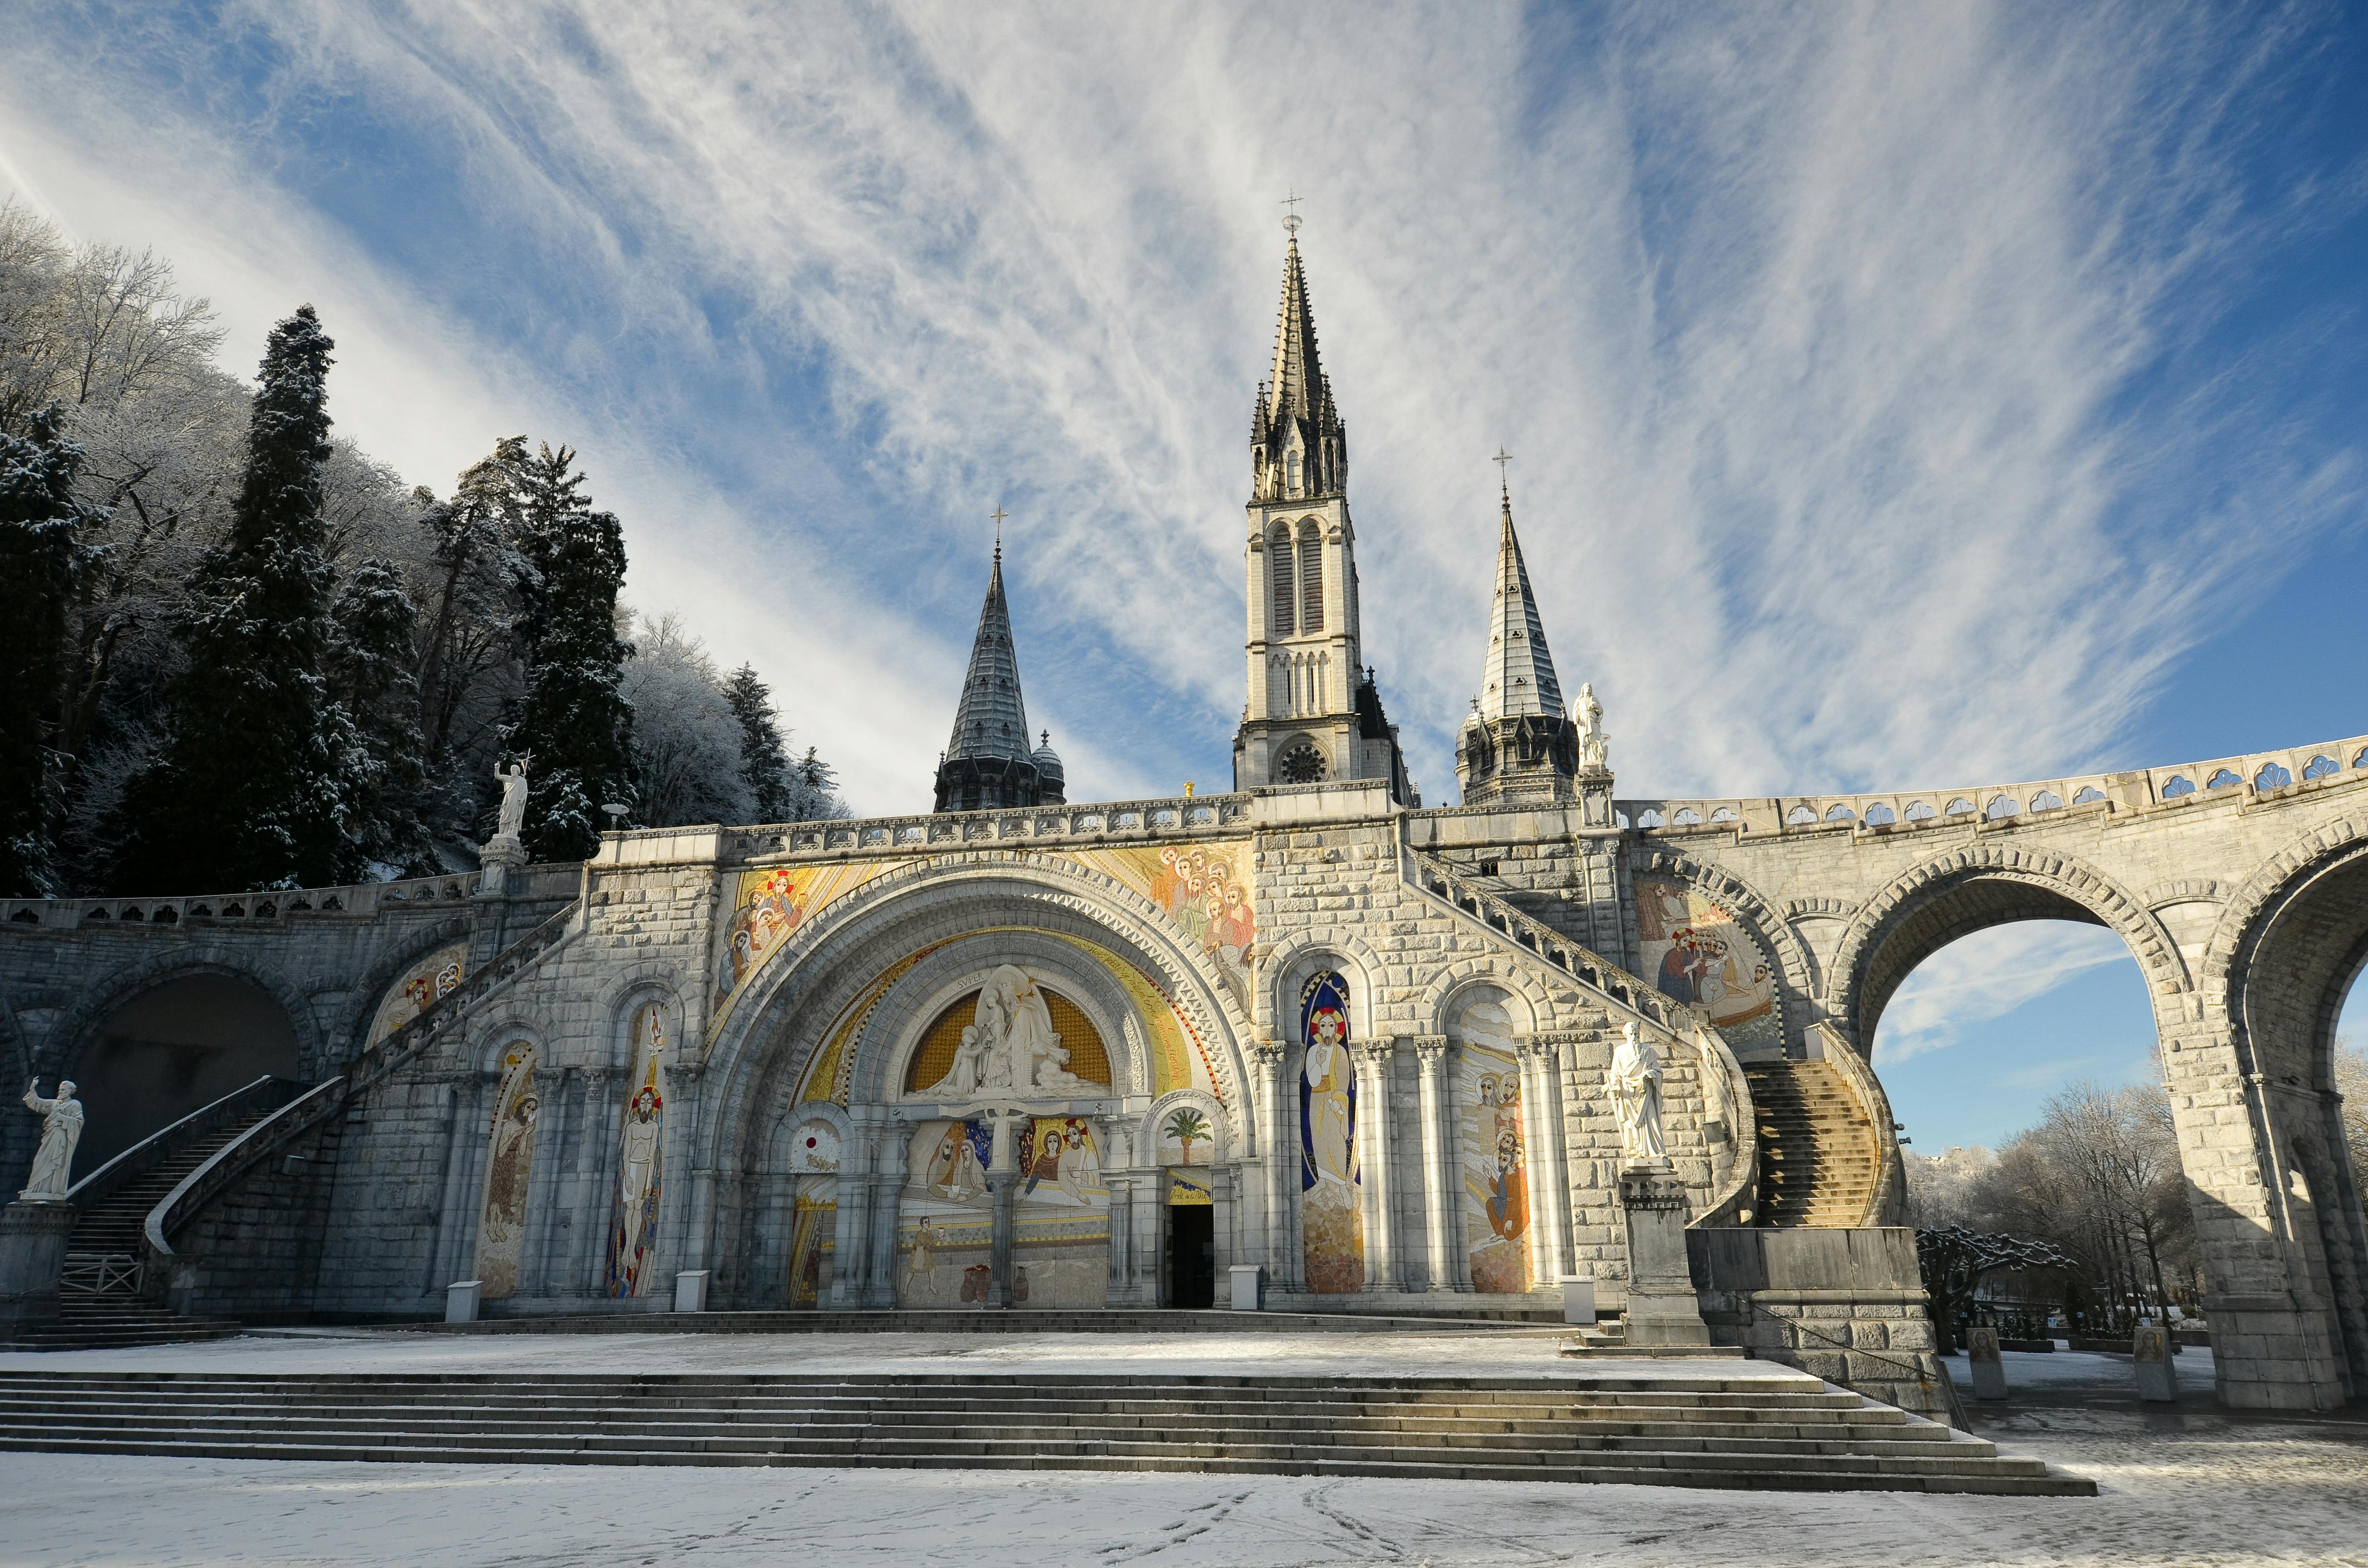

{"left": 105, "top": 306, "right": 358, "bottom": 893}
{"left": 723, "top": 662, "right": 793, "bottom": 821}
{"left": 505, "top": 442, "right": 634, "bottom": 862}
{"left": 626, "top": 616, "right": 754, "bottom": 828}
{"left": 0, "top": 407, "right": 103, "bottom": 894}
{"left": 328, "top": 556, "right": 432, "bottom": 875}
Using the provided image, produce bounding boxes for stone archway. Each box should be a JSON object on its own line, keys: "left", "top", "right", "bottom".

{"left": 64, "top": 970, "right": 302, "bottom": 1173}
{"left": 2199, "top": 829, "right": 2368, "bottom": 1397}
{"left": 694, "top": 855, "right": 1254, "bottom": 1312}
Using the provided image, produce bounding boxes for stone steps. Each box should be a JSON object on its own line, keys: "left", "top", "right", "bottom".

{"left": 1746, "top": 1060, "right": 1880, "bottom": 1228}
{"left": 0, "top": 1372, "right": 2093, "bottom": 1494}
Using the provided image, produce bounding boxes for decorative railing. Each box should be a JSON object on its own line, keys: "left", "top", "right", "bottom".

{"left": 2, "top": 871, "right": 479, "bottom": 931}
{"left": 1406, "top": 848, "right": 1701, "bottom": 1041}
{"left": 718, "top": 793, "right": 1255, "bottom": 861}
{"left": 1615, "top": 730, "right": 2368, "bottom": 840}
{"left": 143, "top": 899, "right": 583, "bottom": 1264}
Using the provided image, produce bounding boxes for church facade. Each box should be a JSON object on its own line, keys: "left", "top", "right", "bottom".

{"left": 6, "top": 232, "right": 2366, "bottom": 1416}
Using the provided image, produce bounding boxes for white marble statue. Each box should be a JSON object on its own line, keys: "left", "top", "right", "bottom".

{"left": 18, "top": 1078, "right": 85, "bottom": 1202}
{"left": 493, "top": 757, "right": 530, "bottom": 839}
{"left": 1609, "top": 1022, "right": 1667, "bottom": 1167}
{"left": 1576, "top": 682, "right": 1610, "bottom": 770}
{"left": 922, "top": 965, "right": 1093, "bottom": 1099}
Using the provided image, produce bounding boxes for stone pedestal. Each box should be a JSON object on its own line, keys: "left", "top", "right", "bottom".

{"left": 674, "top": 1270, "right": 709, "bottom": 1313}
{"left": 2133, "top": 1324, "right": 2179, "bottom": 1402}
{"left": 1559, "top": 1273, "right": 1597, "bottom": 1326}
{"left": 1618, "top": 1166, "right": 1709, "bottom": 1348}
{"left": 0, "top": 1200, "right": 75, "bottom": 1332}
{"left": 476, "top": 834, "right": 527, "bottom": 898}
{"left": 1967, "top": 1325, "right": 2008, "bottom": 1400}
{"left": 1229, "top": 1263, "right": 1263, "bottom": 1311}
{"left": 444, "top": 1279, "right": 481, "bottom": 1323}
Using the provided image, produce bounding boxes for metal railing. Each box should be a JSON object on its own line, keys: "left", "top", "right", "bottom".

{"left": 59, "top": 1255, "right": 144, "bottom": 1296}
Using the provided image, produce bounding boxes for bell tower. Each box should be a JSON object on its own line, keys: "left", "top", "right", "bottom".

{"left": 1233, "top": 217, "right": 1416, "bottom": 804}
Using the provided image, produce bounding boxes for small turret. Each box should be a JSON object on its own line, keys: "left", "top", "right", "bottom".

{"left": 1030, "top": 730, "right": 1067, "bottom": 805}
{"left": 933, "top": 539, "right": 1054, "bottom": 813}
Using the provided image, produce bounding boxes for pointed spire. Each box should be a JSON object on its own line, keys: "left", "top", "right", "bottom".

{"left": 944, "top": 547, "right": 1030, "bottom": 763}
{"left": 1252, "top": 216, "right": 1345, "bottom": 499}
{"left": 1477, "top": 481, "right": 1566, "bottom": 721}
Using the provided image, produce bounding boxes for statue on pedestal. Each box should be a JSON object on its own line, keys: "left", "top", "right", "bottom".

{"left": 1608, "top": 1023, "right": 1666, "bottom": 1169}
{"left": 1576, "top": 682, "right": 1610, "bottom": 771}
{"left": 18, "top": 1079, "right": 85, "bottom": 1202}
{"left": 919, "top": 965, "right": 1093, "bottom": 1099}
{"left": 493, "top": 755, "right": 530, "bottom": 841}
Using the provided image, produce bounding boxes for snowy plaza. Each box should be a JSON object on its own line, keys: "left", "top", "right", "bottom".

{"left": 4, "top": 1329, "right": 2366, "bottom": 1567}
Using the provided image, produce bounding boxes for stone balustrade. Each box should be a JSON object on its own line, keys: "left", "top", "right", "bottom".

{"left": 1616, "top": 730, "right": 2368, "bottom": 839}
{"left": 712, "top": 793, "right": 1256, "bottom": 863}
{"left": 0, "top": 872, "right": 482, "bottom": 930}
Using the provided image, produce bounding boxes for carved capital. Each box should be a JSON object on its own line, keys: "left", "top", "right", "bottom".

{"left": 1411, "top": 1034, "right": 1449, "bottom": 1066}
{"left": 1248, "top": 1041, "right": 1287, "bottom": 1068}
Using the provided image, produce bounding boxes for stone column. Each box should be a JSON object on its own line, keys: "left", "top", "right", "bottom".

{"left": 1413, "top": 1037, "right": 1458, "bottom": 1293}
{"left": 1354, "top": 1037, "right": 1400, "bottom": 1292}
{"left": 576, "top": 1067, "right": 622, "bottom": 1297}
{"left": 1249, "top": 1042, "right": 1294, "bottom": 1290}
{"left": 828, "top": 1119, "right": 875, "bottom": 1308}
{"left": 1516, "top": 1041, "right": 1561, "bottom": 1291}
{"left": 1618, "top": 1164, "right": 1709, "bottom": 1348}
{"left": 675, "top": 1063, "right": 715, "bottom": 1281}
{"left": 1104, "top": 1172, "right": 1135, "bottom": 1304}
{"left": 1531, "top": 1035, "right": 1577, "bottom": 1285}
{"left": 518, "top": 1065, "right": 570, "bottom": 1297}
{"left": 445, "top": 1067, "right": 501, "bottom": 1286}
{"left": 862, "top": 1117, "right": 907, "bottom": 1308}
{"left": 422, "top": 1077, "right": 474, "bottom": 1296}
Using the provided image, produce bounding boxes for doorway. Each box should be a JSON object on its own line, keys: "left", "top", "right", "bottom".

{"left": 1165, "top": 1204, "right": 1214, "bottom": 1309}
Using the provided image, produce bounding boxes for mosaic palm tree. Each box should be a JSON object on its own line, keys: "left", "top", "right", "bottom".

{"left": 1162, "top": 1106, "right": 1211, "bottom": 1164}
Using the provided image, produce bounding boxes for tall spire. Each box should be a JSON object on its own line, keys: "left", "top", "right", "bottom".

{"left": 943, "top": 548, "right": 1030, "bottom": 763}
{"left": 1252, "top": 219, "right": 1346, "bottom": 501}
{"left": 1477, "top": 481, "right": 1566, "bottom": 721}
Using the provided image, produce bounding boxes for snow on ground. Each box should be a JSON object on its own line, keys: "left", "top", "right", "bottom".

{"left": 0, "top": 1327, "right": 1808, "bottom": 1383}
{"left": 5, "top": 1332, "right": 2363, "bottom": 1567}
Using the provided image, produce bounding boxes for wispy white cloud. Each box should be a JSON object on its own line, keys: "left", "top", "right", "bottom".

{"left": 1873, "top": 922, "right": 2135, "bottom": 1067}
{"left": 0, "top": 0, "right": 2356, "bottom": 824}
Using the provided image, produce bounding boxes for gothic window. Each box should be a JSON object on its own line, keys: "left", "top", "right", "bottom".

{"left": 2302, "top": 755, "right": 2338, "bottom": 781}
{"left": 1298, "top": 522, "right": 1324, "bottom": 631}
{"left": 1863, "top": 803, "right": 1896, "bottom": 825}
{"left": 2254, "top": 761, "right": 2292, "bottom": 791}
{"left": 2205, "top": 768, "right": 2241, "bottom": 790}
{"left": 1278, "top": 740, "right": 1328, "bottom": 784}
{"left": 1286, "top": 449, "right": 1301, "bottom": 493}
{"left": 2161, "top": 775, "right": 2195, "bottom": 798}
{"left": 2072, "top": 785, "right": 2107, "bottom": 804}
{"left": 1270, "top": 526, "right": 1295, "bottom": 637}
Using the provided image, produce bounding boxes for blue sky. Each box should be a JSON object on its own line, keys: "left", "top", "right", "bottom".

{"left": 4, "top": 1, "right": 2362, "bottom": 1148}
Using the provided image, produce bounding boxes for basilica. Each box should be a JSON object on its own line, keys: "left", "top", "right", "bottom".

{"left": 6, "top": 229, "right": 2364, "bottom": 1420}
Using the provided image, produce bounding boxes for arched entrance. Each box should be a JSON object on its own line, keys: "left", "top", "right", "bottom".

{"left": 698, "top": 857, "right": 1254, "bottom": 1314}
{"left": 68, "top": 972, "right": 300, "bottom": 1174}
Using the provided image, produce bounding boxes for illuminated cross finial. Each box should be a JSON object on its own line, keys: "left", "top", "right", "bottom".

{"left": 991, "top": 504, "right": 1008, "bottom": 557}
{"left": 1280, "top": 188, "right": 1304, "bottom": 239}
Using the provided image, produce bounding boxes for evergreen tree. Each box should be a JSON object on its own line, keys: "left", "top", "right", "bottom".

{"left": 0, "top": 407, "right": 102, "bottom": 895}
{"left": 106, "top": 306, "right": 357, "bottom": 893}
{"left": 328, "top": 556, "right": 433, "bottom": 874}
{"left": 505, "top": 442, "right": 633, "bottom": 862}
{"left": 723, "top": 662, "right": 794, "bottom": 822}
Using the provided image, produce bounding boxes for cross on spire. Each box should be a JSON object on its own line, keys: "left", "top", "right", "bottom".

{"left": 1280, "top": 188, "right": 1303, "bottom": 239}
{"left": 1492, "top": 447, "right": 1513, "bottom": 502}
{"left": 991, "top": 504, "right": 1008, "bottom": 558}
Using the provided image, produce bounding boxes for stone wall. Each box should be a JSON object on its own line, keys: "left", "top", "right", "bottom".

{"left": 1689, "top": 1225, "right": 1953, "bottom": 1418}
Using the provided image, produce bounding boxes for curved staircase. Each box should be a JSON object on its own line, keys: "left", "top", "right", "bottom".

{"left": 1746, "top": 1059, "right": 1881, "bottom": 1227}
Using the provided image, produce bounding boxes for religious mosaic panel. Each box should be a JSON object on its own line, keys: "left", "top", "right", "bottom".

{"left": 605, "top": 1003, "right": 670, "bottom": 1298}
{"left": 366, "top": 943, "right": 466, "bottom": 1046}
{"left": 1633, "top": 876, "right": 1780, "bottom": 1046}
{"left": 784, "top": 1116, "right": 840, "bottom": 1309}
{"left": 1297, "top": 970, "right": 1363, "bottom": 1293}
{"left": 895, "top": 1116, "right": 1110, "bottom": 1308}
{"left": 708, "top": 861, "right": 898, "bottom": 1041}
{"left": 1450, "top": 991, "right": 1530, "bottom": 1295}
{"left": 474, "top": 1040, "right": 540, "bottom": 1299}
{"left": 1157, "top": 1102, "right": 1217, "bottom": 1166}
{"left": 1069, "top": 843, "right": 1257, "bottom": 1012}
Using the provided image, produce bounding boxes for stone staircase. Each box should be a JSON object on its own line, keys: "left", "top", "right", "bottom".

{"left": 1746, "top": 1059, "right": 1880, "bottom": 1227}
{"left": 0, "top": 1370, "right": 2092, "bottom": 1494}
